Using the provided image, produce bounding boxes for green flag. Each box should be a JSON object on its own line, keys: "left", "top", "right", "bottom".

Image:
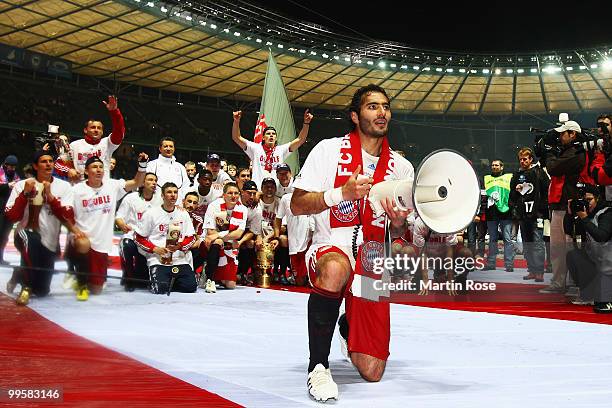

{"left": 254, "top": 51, "right": 299, "bottom": 173}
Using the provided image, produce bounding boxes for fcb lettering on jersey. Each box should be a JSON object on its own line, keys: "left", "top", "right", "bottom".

{"left": 77, "top": 150, "right": 103, "bottom": 163}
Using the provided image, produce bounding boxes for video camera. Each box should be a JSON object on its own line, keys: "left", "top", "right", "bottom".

{"left": 34, "top": 124, "right": 68, "bottom": 158}
{"left": 532, "top": 113, "right": 611, "bottom": 159}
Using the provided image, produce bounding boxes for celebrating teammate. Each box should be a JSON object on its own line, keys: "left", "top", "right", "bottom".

{"left": 232, "top": 109, "right": 313, "bottom": 187}
{"left": 291, "top": 84, "right": 414, "bottom": 402}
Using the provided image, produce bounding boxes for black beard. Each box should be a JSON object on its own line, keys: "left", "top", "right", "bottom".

{"left": 358, "top": 118, "right": 387, "bottom": 139}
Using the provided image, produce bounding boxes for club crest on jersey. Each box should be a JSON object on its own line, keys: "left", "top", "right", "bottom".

{"left": 331, "top": 200, "right": 358, "bottom": 223}
{"left": 361, "top": 241, "right": 383, "bottom": 273}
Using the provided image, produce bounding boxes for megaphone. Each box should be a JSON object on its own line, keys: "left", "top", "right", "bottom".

{"left": 368, "top": 149, "right": 480, "bottom": 234}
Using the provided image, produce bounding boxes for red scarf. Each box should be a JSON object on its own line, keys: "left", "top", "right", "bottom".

{"left": 263, "top": 144, "right": 276, "bottom": 172}
{"left": 220, "top": 201, "right": 244, "bottom": 232}
{"left": 330, "top": 130, "right": 393, "bottom": 279}
{"left": 85, "top": 134, "right": 101, "bottom": 145}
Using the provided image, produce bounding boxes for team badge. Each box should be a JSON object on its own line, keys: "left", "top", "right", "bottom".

{"left": 171, "top": 267, "right": 179, "bottom": 274}
{"left": 331, "top": 200, "right": 359, "bottom": 223}
{"left": 361, "top": 241, "right": 384, "bottom": 273}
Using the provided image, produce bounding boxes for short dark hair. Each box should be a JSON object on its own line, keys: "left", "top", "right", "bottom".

{"left": 139, "top": 172, "right": 158, "bottom": 194}
{"left": 223, "top": 182, "right": 239, "bottom": 194}
{"left": 348, "top": 84, "right": 390, "bottom": 131}
{"left": 492, "top": 158, "right": 504, "bottom": 166}
{"left": 183, "top": 191, "right": 199, "bottom": 201}
{"left": 596, "top": 113, "right": 611, "bottom": 122}
{"left": 237, "top": 167, "right": 251, "bottom": 177}
{"left": 159, "top": 137, "right": 175, "bottom": 147}
{"left": 161, "top": 182, "right": 178, "bottom": 194}
{"left": 261, "top": 127, "right": 277, "bottom": 146}
{"left": 84, "top": 118, "right": 103, "bottom": 129}
{"left": 583, "top": 183, "right": 601, "bottom": 197}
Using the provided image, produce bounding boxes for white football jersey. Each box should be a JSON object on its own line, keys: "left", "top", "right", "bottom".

{"left": 244, "top": 140, "right": 291, "bottom": 187}
{"left": 5, "top": 177, "right": 73, "bottom": 253}
{"left": 276, "top": 193, "right": 313, "bottom": 254}
{"left": 70, "top": 136, "right": 119, "bottom": 180}
{"left": 72, "top": 179, "right": 126, "bottom": 254}
{"left": 116, "top": 191, "right": 162, "bottom": 240}
{"left": 134, "top": 205, "right": 195, "bottom": 267}
{"left": 293, "top": 136, "right": 414, "bottom": 261}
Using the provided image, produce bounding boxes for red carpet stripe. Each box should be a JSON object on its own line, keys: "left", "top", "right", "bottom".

{"left": 0, "top": 294, "right": 241, "bottom": 408}
{"left": 263, "top": 282, "right": 612, "bottom": 325}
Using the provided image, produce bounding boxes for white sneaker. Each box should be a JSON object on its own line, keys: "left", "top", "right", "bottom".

{"left": 307, "top": 364, "right": 338, "bottom": 403}
{"left": 63, "top": 274, "right": 77, "bottom": 290}
{"left": 339, "top": 335, "right": 349, "bottom": 361}
{"left": 205, "top": 279, "right": 217, "bottom": 293}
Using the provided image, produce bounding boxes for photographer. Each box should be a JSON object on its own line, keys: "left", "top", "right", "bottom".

{"left": 565, "top": 185, "right": 612, "bottom": 312}
{"left": 510, "top": 147, "right": 550, "bottom": 282}
{"left": 539, "top": 120, "right": 594, "bottom": 294}
{"left": 589, "top": 114, "right": 612, "bottom": 200}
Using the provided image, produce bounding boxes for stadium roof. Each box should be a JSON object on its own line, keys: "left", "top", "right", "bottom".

{"left": 0, "top": 0, "right": 610, "bottom": 115}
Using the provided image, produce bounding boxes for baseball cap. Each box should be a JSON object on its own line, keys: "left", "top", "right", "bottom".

{"left": 261, "top": 177, "right": 276, "bottom": 186}
{"left": 242, "top": 180, "right": 258, "bottom": 191}
{"left": 84, "top": 155, "right": 104, "bottom": 168}
{"left": 207, "top": 153, "right": 221, "bottom": 162}
{"left": 554, "top": 120, "right": 581, "bottom": 133}
{"left": 275, "top": 163, "right": 291, "bottom": 172}
{"left": 3, "top": 155, "right": 18, "bottom": 166}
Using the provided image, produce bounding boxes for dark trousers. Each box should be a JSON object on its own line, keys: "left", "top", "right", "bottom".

{"left": 0, "top": 212, "right": 13, "bottom": 261}
{"left": 14, "top": 229, "right": 56, "bottom": 297}
{"left": 149, "top": 264, "right": 197, "bottom": 294}
{"left": 567, "top": 249, "right": 597, "bottom": 300}
{"left": 467, "top": 220, "right": 486, "bottom": 257}
{"left": 120, "top": 238, "right": 149, "bottom": 288}
{"left": 519, "top": 219, "right": 545, "bottom": 273}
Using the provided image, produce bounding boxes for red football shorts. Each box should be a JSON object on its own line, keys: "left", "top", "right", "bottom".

{"left": 88, "top": 249, "right": 109, "bottom": 287}
{"left": 215, "top": 257, "right": 237, "bottom": 282}
{"left": 290, "top": 251, "right": 307, "bottom": 280}
{"left": 307, "top": 245, "right": 390, "bottom": 361}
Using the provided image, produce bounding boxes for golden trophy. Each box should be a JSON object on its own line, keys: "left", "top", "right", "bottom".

{"left": 161, "top": 222, "right": 181, "bottom": 265}
{"left": 255, "top": 242, "right": 275, "bottom": 288}
{"left": 26, "top": 182, "right": 44, "bottom": 231}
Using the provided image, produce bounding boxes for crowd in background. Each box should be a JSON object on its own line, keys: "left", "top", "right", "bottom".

{"left": 0, "top": 93, "right": 611, "bottom": 312}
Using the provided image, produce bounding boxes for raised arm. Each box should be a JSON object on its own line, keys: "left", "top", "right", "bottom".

{"left": 123, "top": 152, "right": 149, "bottom": 192}
{"left": 288, "top": 109, "right": 313, "bottom": 152}
{"left": 103, "top": 95, "right": 125, "bottom": 145}
{"left": 232, "top": 110, "right": 248, "bottom": 151}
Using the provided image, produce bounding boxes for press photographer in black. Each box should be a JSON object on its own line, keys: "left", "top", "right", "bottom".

{"left": 536, "top": 120, "right": 594, "bottom": 294}
{"left": 565, "top": 184, "right": 612, "bottom": 312}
